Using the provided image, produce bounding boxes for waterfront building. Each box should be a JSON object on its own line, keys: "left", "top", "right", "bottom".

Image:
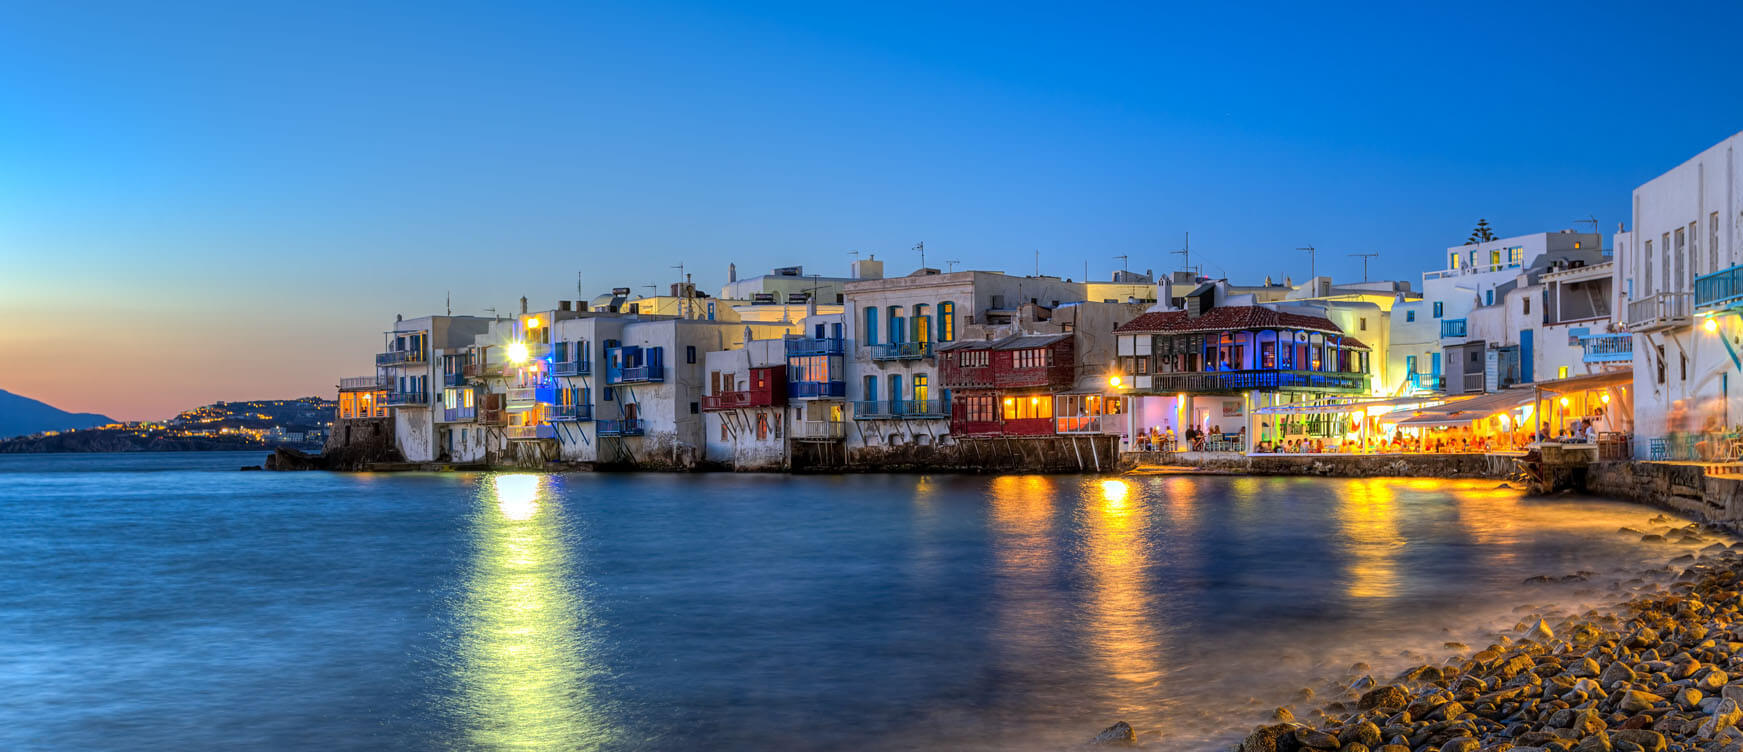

{"left": 784, "top": 312, "right": 849, "bottom": 467}
{"left": 1390, "top": 231, "right": 1603, "bottom": 396}
{"left": 1116, "top": 281, "right": 1372, "bottom": 450}
{"left": 719, "top": 263, "right": 853, "bottom": 305}
{"left": 701, "top": 336, "right": 790, "bottom": 470}
{"left": 379, "top": 315, "right": 493, "bottom": 462}
{"left": 335, "top": 376, "right": 387, "bottom": 419}
{"left": 843, "top": 265, "right": 1088, "bottom": 460}
{"left": 1618, "top": 129, "right": 1743, "bottom": 457}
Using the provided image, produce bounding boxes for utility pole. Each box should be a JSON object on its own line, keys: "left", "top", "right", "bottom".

{"left": 1034, "top": 249, "right": 1039, "bottom": 276}
{"left": 1296, "top": 245, "right": 1317, "bottom": 281}
{"left": 1348, "top": 252, "right": 1378, "bottom": 283}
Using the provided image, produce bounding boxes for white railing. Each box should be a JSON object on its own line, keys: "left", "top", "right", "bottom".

{"left": 506, "top": 387, "right": 538, "bottom": 406}
{"left": 1625, "top": 292, "right": 1692, "bottom": 331}
{"left": 1056, "top": 415, "right": 1120, "bottom": 434}
{"left": 791, "top": 421, "right": 845, "bottom": 440}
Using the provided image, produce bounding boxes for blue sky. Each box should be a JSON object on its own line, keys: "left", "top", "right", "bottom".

{"left": 3, "top": 0, "right": 1741, "bottom": 419}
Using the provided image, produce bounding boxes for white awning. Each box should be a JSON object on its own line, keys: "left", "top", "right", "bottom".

{"left": 1254, "top": 394, "right": 1457, "bottom": 415}
{"left": 1392, "top": 389, "right": 1536, "bottom": 428}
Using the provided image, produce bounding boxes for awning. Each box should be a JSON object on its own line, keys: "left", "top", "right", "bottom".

{"left": 1392, "top": 389, "right": 1536, "bottom": 428}
{"left": 1253, "top": 394, "right": 1456, "bottom": 415}
{"left": 1532, "top": 368, "right": 1632, "bottom": 394}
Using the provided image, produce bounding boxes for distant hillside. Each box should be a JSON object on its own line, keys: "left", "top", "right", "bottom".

{"left": 0, "top": 390, "right": 115, "bottom": 439}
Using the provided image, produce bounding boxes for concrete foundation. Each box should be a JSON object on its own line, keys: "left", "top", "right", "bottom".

{"left": 1126, "top": 451, "right": 1522, "bottom": 479}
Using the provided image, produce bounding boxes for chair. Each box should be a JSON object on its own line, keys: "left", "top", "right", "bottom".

{"left": 1648, "top": 437, "right": 1667, "bottom": 461}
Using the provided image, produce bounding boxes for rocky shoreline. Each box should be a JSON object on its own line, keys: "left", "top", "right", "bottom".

{"left": 1217, "top": 518, "right": 1743, "bottom": 752}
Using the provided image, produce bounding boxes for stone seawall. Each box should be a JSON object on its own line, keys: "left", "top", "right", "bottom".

{"left": 1127, "top": 452, "right": 1523, "bottom": 480}
{"left": 1587, "top": 461, "right": 1743, "bottom": 531}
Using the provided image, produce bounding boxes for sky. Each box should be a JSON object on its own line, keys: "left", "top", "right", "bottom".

{"left": 3, "top": 1, "right": 1742, "bottom": 421}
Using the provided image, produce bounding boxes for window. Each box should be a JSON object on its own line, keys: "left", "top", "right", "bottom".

{"left": 1508, "top": 246, "right": 1524, "bottom": 266}
{"left": 1675, "top": 228, "right": 1687, "bottom": 287}
{"left": 1663, "top": 232, "right": 1672, "bottom": 292}
{"left": 1406, "top": 310, "right": 1416, "bottom": 322}
{"left": 603, "top": 387, "right": 615, "bottom": 402}
{"left": 1522, "top": 297, "right": 1530, "bottom": 315}
{"left": 686, "top": 345, "right": 696, "bottom": 364}
{"left": 1359, "top": 317, "right": 1367, "bottom": 331}
{"left": 1405, "top": 355, "right": 1417, "bottom": 374}
{"left": 961, "top": 394, "right": 997, "bottom": 423}
{"left": 912, "top": 373, "right": 929, "bottom": 404}
{"left": 1485, "top": 290, "right": 1494, "bottom": 306}
{"left": 912, "top": 304, "right": 931, "bottom": 343}
{"left": 1558, "top": 366, "right": 1568, "bottom": 379}
{"left": 863, "top": 375, "right": 878, "bottom": 401}
{"left": 1657, "top": 345, "right": 1666, "bottom": 384}
{"left": 887, "top": 305, "right": 904, "bottom": 344}
{"left": 1013, "top": 348, "right": 1050, "bottom": 369}
{"left": 864, "top": 307, "right": 879, "bottom": 346}
{"left": 938, "top": 301, "right": 956, "bottom": 341}
{"left": 1001, "top": 394, "right": 1053, "bottom": 420}
{"left": 959, "top": 350, "right": 989, "bottom": 368}
{"left": 1714, "top": 212, "right": 1723, "bottom": 272}
{"left": 1449, "top": 253, "right": 1461, "bottom": 269}
{"left": 1644, "top": 239, "right": 1655, "bottom": 294}
{"left": 690, "top": 402, "right": 700, "bottom": 414}
{"left": 814, "top": 324, "right": 825, "bottom": 339}
{"left": 1691, "top": 222, "right": 1702, "bottom": 275}
{"left": 1489, "top": 249, "right": 1501, "bottom": 268}
{"left": 1432, "top": 302, "right": 1443, "bottom": 318}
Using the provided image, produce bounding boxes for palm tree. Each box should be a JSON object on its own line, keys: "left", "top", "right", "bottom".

{"left": 1466, "top": 219, "right": 1496, "bottom": 245}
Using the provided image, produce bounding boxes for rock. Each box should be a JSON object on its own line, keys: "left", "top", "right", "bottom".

{"left": 1724, "top": 683, "right": 1743, "bottom": 705}
{"left": 1600, "top": 661, "right": 1638, "bottom": 686}
{"left": 1240, "top": 724, "right": 1294, "bottom": 752}
{"left": 1677, "top": 686, "right": 1704, "bottom": 708}
{"left": 1617, "top": 690, "right": 1663, "bottom": 714}
{"left": 1358, "top": 685, "right": 1408, "bottom": 711}
{"left": 1609, "top": 729, "right": 1667, "bottom": 752}
{"left": 1527, "top": 618, "right": 1554, "bottom": 641}
{"left": 1339, "top": 721, "right": 1382, "bottom": 748}
{"left": 1090, "top": 720, "right": 1136, "bottom": 745}
{"left": 1438, "top": 739, "right": 1481, "bottom": 752}
{"left": 1703, "top": 698, "right": 1743, "bottom": 739}
{"left": 1292, "top": 727, "right": 1339, "bottom": 749}
{"left": 1272, "top": 707, "right": 1293, "bottom": 722}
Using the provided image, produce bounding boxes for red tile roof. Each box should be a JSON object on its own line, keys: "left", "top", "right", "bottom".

{"left": 1115, "top": 306, "right": 1353, "bottom": 339}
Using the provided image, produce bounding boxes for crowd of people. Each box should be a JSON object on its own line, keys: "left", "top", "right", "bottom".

{"left": 1131, "top": 424, "right": 1248, "bottom": 452}
{"left": 1129, "top": 415, "right": 1614, "bottom": 455}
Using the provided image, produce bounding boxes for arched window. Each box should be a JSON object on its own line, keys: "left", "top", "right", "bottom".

{"left": 938, "top": 301, "right": 956, "bottom": 341}
{"left": 864, "top": 307, "right": 879, "bottom": 346}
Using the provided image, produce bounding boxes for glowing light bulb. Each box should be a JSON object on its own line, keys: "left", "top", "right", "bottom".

{"left": 1705, "top": 317, "right": 1719, "bottom": 333}
{"left": 1109, "top": 375, "right": 1122, "bottom": 387}
{"left": 506, "top": 342, "right": 530, "bottom": 364}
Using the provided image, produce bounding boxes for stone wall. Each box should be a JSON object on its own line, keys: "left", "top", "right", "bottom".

{"left": 1585, "top": 461, "right": 1743, "bottom": 528}
{"left": 845, "top": 435, "right": 1120, "bottom": 473}
{"left": 1125, "top": 451, "right": 1521, "bottom": 479}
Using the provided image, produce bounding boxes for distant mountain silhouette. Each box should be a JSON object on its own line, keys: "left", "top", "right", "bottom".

{"left": 0, "top": 390, "right": 115, "bottom": 439}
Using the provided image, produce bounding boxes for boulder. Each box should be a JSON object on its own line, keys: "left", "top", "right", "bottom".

{"left": 1357, "top": 686, "right": 1408, "bottom": 711}
{"left": 1089, "top": 720, "right": 1136, "bottom": 746}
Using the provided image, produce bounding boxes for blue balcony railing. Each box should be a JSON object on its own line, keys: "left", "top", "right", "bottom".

{"left": 1406, "top": 372, "right": 1444, "bottom": 391}
{"left": 607, "top": 365, "right": 663, "bottom": 384}
{"left": 853, "top": 398, "right": 950, "bottom": 419}
{"left": 442, "top": 406, "right": 476, "bottom": 422}
{"left": 869, "top": 342, "right": 932, "bottom": 360}
{"left": 550, "top": 403, "right": 594, "bottom": 422}
{"left": 1146, "top": 370, "right": 1369, "bottom": 394}
{"left": 597, "top": 419, "right": 644, "bottom": 436}
{"left": 384, "top": 391, "right": 428, "bottom": 406}
{"left": 1696, "top": 264, "right": 1743, "bottom": 312}
{"left": 442, "top": 372, "right": 466, "bottom": 387}
{"left": 375, "top": 350, "right": 427, "bottom": 366}
{"left": 853, "top": 400, "right": 894, "bottom": 419}
{"left": 1580, "top": 333, "right": 1634, "bottom": 363}
{"left": 785, "top": 337, "right": 845, "bottom": 356}
{"left": 552, "top": 358, "right": 592, "bottom": 377}
{"left": 789, "top": 380, "right": 847, "bottom": 399}
{"left": 1439, "top": 318, "right": 1468, "bottom": 338}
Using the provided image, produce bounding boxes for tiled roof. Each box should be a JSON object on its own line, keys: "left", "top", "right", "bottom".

{"left": 937, "top": 332, "right": 1071, "bottom": 352}
{"left": 1114, "top": 306, "right": 1348, "bottom": 337}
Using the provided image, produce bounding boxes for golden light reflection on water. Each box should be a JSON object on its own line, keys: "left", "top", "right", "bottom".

{"left": 989, "top": 476, "right": 1061, "bottom": 676}
{"left": 1335, "top": 479, "right": 1404, "bottom": 600}
{"left": 452, "top": 473, "right": 607, "bottom": 751}
{"left": 1081, "top": 478, "right": 1163, "bottom": 710}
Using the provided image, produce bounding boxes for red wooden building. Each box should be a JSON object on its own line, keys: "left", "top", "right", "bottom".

{"left": 701, "top": 366, "right": 787, "bottom": 411}
{"left": 939, "top": 333, "right": 1076, "bottom": 437}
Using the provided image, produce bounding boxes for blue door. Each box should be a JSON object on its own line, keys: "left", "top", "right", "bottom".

{"left": 1519, "top": 329, "right": 1533, "bottom": 383}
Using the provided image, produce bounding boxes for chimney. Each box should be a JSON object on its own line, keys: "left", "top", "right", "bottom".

{"left": 519, "top": 296, "right": 528, "bottom": 314}
{"left": 728, "top": 262, "right": 737, "bottom": 283}
{"left": 558, "top": 300, "right": 572, "bottom": 312}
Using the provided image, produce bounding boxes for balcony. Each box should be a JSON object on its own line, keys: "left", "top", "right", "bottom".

{"left": 701, "top": 389, "right": 779, "bottom": 411}
{"left": 1580, "top": 333, "right": 1634, "bottom": 364}
{"left": 1697, "top": 264, "right": 1743, "bottom": 312}
{"left": 597, "top": 419, "right": 644, "bottom": 436}
{"left": 384, "top": 391, "right": 428, "bottom": 406}
{"left": 785, "top": 337, "right": 845, "bottom": 356}
{"left": 376, "top": 350, "right": 426, "bottom": 366}
{"left": 1626, "top": 291, "right": 1692, "bottom": 332}
{"left": 791, "top": 421, "right": 846, "bottom": 441}
{"left": 788, "top": 380, "right": 847, "bottom": 399}
{"left": 442, "top": 372, "right": 466, "bottom": 387}
{"left": 552, "top": 358, "right": 592, "bottom": 377}
{"left": 869, "top": 342, "right": 932, "bottom": 361}
{"left": 505, "top": 424, "right": 557, "bottom": 441}
{"left": 462, "top": 361, "right": 499, "bottom": 379}
{"left": 442, "top": 406, "right": 476, "bottom": 423}
{"left": 506, "top": 387, "right": 539, "bottom": 410}
{"left": 478, "top": 408, "right": 504, "bottom": 426}
{"left": 338, "top": 376, "right": 383, "bottom": 391}
{"left": 550, "top": 403, "right": 593, "bottom": 422}
{"left": 605, "top": 365, "right": 664, "bottom": 385}
{"left": 1145, "top": 370, "right": 1369, "bottom": 394}
{"left": 1406, "top": 372, "right": 1444, "bottom": 391}
{"left": 1439, "top": 318, "right": 1468, "bottom": 339}
{"left": 852, "top": 400, "right": 894, "bottom": 419}
{"left": 855, "top": 398, "right": 949, "bottom": 419}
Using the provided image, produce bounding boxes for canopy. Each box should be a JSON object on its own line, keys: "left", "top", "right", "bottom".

{"left": 1393, "top": 389, "right": 1536, "bottom": 428}
{"left": 1532, "top": 368, "right": 1632, "bottom": 394}
{"left": 1253, "top": 395, "right": 1456, "bottom": 415}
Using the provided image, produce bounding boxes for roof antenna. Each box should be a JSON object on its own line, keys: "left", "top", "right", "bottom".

{"left": 946, "top": 259, "right": 960, "bottom": 272}
{"left": 1348, "top": 252, "right": 1378, "bottom": 283}
{"left": 1296, "top": 244, "right": 1317, "bottom": 280}
{"left": 1171, "top": 232, "right": 1191, "bottom": 276}
{"left": 1575, "top": 215, "right": 1600, "bottom": 232}
{"left": 913, "top": 241, "right": 925, "bottom": 270}
{"left": 446, "top": 290, "right": 451, "bottom": 317}
{"left": 1115, "top": 254, "right": 1129, "bottom": 277}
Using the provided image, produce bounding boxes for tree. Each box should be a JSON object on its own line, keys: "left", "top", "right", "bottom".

{"left": 1467, "top": 219, "right": 1496, "bottom": 245}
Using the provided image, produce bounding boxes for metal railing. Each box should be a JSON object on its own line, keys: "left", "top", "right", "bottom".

{"left": 702, "top": 390, "right": 775, "bottom": 410}
{"left": 597, "top": 419, "right": 644, "bottom": 436}
{"left": 1580, "top": 333, "right": 1633, "bottom": 363}
{"left": 1406, "top": 372, "right": 1443, "bottom": 391}
{"left": 376, "top": 350, "right": 426, "bottom": 366}
{"left": 506, "top": 387, "right": 539, "bottom": 407}
{"left": 384, "top": 391, "right": 428, "bottom": 406}
{"left": 442, "top": 372, "right": 466, "bottom": 387}
{"left": 853, "top": 398, "right": 951, "bottom": 418}
{"left": 338, "top": 376, "right": 383, "bottom": 390}
{"left": 1697, "top": 264, "right": 1743, "bottom": 311}
{"left": 612, "top": 365, "right": 663, "bottom": 383}
{"left": 788, "top": 380, "right": 846, "bottom": 399}
{"left": 868, "top": 342, "right": 932, "bottom": 360}
{"left": 442, "top": 406, "right": 476, "bottom": 422}
{"left": 791, "top": 421, "right": 846, "bottom": 440}
{"left": 1626, "top": 291, "right": 1692, "bottom": 331}
{"left": 552, "top": 358, "right": 592, "bottom": 377}
{"left": 852, "top": 400, "right": 894, "bottom": 419}
{"left": 550, "top": 403, "right": 593, "bottom": 421}
{"left": 1146, "top": 370, "right": 1369, "bottom": 394}
{"left": 1439, "top": 318, "right": 1467, "bottom": 338}
{"left": 785, "top": 337, "right": 845, "bottom": 356}
{"left": 505, "top": 424, "right": 556, "bottom": 440}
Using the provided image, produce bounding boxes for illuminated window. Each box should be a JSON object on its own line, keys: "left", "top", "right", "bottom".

{"left": 1558, "top": 366, "right": 1569, "bottom": 379}
{"left": 938, "top": 301, "right": 955, "bottom": 341}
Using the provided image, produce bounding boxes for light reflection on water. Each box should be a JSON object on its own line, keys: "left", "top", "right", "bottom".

{"left": 0, "top": 453, "right": 1731, "bottom": 752}
{"left": 448, "top": 474, "right": 610, "bottom": 750}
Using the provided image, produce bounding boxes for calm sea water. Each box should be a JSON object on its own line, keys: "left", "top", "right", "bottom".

{"left": 0, "top": 452, "right": 1721, "bottom": 751}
